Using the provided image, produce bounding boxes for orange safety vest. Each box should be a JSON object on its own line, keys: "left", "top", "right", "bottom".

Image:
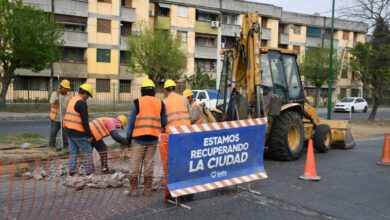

{"left": 191, "top": 102, "right": 203, "bottom": 124}
{"left": 164, "top": 92, "right": 191, "bottom": 131}
{"left": 133, "top": 96, "right": 162, "bottom": 138}
{"left": 90, "top": 117, "right": 111, "bottom": 141}
{"left": 63, "top": 96, "right": 85, "bottom": 132}
{"left": 50, "top": 92, "right": 72, "bottom": 120}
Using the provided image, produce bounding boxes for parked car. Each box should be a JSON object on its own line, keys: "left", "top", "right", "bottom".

{"left": 334, "top": 97, "right": 368, "bottom": 113}
{"left": 192, "top": 89, "right": 218, "bottom": 109}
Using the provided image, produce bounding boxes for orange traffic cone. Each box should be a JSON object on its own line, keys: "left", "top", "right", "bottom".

{"left": 299, "top": 139, "right": 321, "bottom": 181}
{"left": 377, "top": 130, "right": 390, "bottom": 166}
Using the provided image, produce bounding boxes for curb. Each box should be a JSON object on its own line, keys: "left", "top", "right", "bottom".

{"left": 0, "top": 111, "right": 129, "bottom": 121}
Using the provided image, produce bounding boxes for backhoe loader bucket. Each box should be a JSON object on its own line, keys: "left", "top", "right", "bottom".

{"left": 320, "top": 120, "right": 355, "bottom": 149}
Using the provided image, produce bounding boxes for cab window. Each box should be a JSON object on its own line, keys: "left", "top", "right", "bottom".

{"left": 282, "top": 54, "right": 303, "bottom": 99}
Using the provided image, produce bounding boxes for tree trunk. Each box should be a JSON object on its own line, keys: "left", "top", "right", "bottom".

{"left": 0, "top": 76, "right": 12, "bottom": 107}
{"left": 314, "top": 86, "right": 321, "bottom": 107}
{"left": 368, "top": 95, "right": 378, "bottom": 122}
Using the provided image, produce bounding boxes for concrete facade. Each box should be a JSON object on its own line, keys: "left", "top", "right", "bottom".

{"left": 13, "top": 0, "right": 368, "bottom": 103}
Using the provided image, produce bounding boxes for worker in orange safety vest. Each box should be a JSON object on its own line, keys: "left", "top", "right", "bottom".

{"left": 63, "top": 83, "right": 94, "bottom": 176}
{"left": 48, "top": 80, "right": 72, "bottom": 148}
{"left": 126, "top": 79, "right": 167, "bottom": 197}
{"left": 89, "top": 115, "right": 128, "bottom": 174}
{"left": 160, "top": 79, "right": 191, "bottom": 201}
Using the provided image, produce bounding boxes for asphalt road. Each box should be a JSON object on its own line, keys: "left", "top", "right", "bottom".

{"left": 318, "top": 108, "right": 390, "bottom": 121}
{"left": 1, "top": 138, "right": 389, "bottom": 219}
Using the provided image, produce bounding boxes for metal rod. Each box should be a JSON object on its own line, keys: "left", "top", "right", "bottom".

{"left": 58, "top": 75, "right": 64, "bottom": 150}
{"left": 236, "top": 185, "right": 262, "bottom": 196}
{"left": 166, "top": 199, "right": 192, "bottom": 210}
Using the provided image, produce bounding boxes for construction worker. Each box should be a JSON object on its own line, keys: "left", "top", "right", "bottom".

{"left": 89, "top": 115, "right": 128, "bottom": 174}
{"left": 63, "top": 83, "right": 94, "bottom": 176}
{"left": 126, "top": 79, "right": 167, "bottom": 197}
{"left": 160, "top": 79, "right": 191, "bottom": 200}
{"left": 183, "top": 89, "right": 204, "bottom": 124}
{"left": 48, "top": 80, "right": 72, "bottom": 149}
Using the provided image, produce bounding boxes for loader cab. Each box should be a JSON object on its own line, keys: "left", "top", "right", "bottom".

{"left": 260, "top": 50, "right": 305, "bottom": 104}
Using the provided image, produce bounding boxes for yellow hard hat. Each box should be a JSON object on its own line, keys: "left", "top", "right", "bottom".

{"left": 80, "top": 83, "right": 93, "bottom": 98}
{"left": 60, "top": 80, "right": 70, "bottom": 89}
{"left": 164, "top": 79, "right": 176, "bottom": 89}
{"left": 141, "top": 79, "right": 155, "bottom": 88}
{"left": 117, "top": 115, "right": 128, "bottom": 128}
{"left": 183, "top": 89, "right": 193, "bottom": 98}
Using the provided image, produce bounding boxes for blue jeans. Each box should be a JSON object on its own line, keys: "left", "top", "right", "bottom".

{"left": 67, "top": 137, "right": 94, "bottom": 175}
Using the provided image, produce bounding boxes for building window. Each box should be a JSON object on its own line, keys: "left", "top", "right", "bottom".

{"left": 177, "top": 6, "right": 188, "bottom": 18}
{"left": 55, "top": 14, "right": 87, "bottom": 32}
{"left": 121, "top": 0, "right": 132, "bottom": 7}
{"left": 261, "top": 40, "right": 268, "bottom": 47}
{"left": 341, "top": 69, "right": 348, "bottom": 78}
{"left": 98, "top": 0, "right": 111, "bottom": 3}
{"left": 196, "top": 12, "right": 218, "bottom": 22}
{"left": 261, "top": 17, "right": 268, "bottom": 28}
{"left": 120, "top": 51, "right": 129, "bottom": 65}
{"left": 222, "top": 14, "right": 238, "bottom": 25}
{"left": 306, "top": 26, "right": 322, "bottom": 37}
{"left": 293, "top": 25, "right": 301, "bottom": 35}
{"left": 157, "top": 4, "right": 171, "bottom": 17}
{"left": 119, "top": 80, "right": 131, "bottom": 93}
{"left": 96, "top": 79, "right": 110, "bottom": 92}
{"left": 343, "top": 31, "right": 350, "bottom": 40}
{"left": 351, "top": 89, "right": 359, "bottom": 97}
{"left": 196, "top": 59, "right": 216, "bottom": 72}
{"left": 61, "top": 47, "right": 86, "bottom": 63}
{"left": 97, "top": 49, "right": 111, "bottom": 63}
{"left": 293, "top": 45, "right": 300, "bottom": 54}
{"left": 340, "top": 88, "right": 347, "bottom": 99}
{"left": 196, "top": 35, "right": 216, "bottom": 47}
{"left": 14, "top": 76, "right": 49, "bottom": 91}
{"left": 97, "top": 19, "right": 111, "bottom": 33}
{"left": 121, "top": 22, "right": 132, "bottom": 36}
{"left": 177, "top": 31, "right": 187, "bottom": 43}
{"left": 278, "top": 44, "right": 288, "bottom": 49}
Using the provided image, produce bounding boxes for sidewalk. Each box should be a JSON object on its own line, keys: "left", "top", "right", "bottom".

{"left": 0, "top": 111, "right": 130, "bottom": 120}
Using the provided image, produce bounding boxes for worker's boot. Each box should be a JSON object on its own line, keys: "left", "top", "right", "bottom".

{"left": 144, "top": 176, "right": 153, "bottom": 197}
{"left": 129, "top": 176, "right": 139, "bottom": 197}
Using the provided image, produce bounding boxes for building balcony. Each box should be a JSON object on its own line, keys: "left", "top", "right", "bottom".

{"left": 24, "top": 0, "right": 52, "bottom": 12}
{"left": 119, "top": 66, "right": 135, "bottom": 80}
{"left": 121, "top": 7, "right": 136, "bottom": 22}
{"left": 195, "top": 21, "right": 218, "bottom": 35}
{"left": 306, "top": 36, "right": 339, "bottom": 48}
{"left": 155, "top": 16, "right": 171, "bottom": 30}
{"left": 54, "top": 0, "right": 88, "bottom": 17}
{"left": 221, "top": 23, "right": 240, "bottom": 37}
{"left": 62, "top": 31, "right": 88, "bottom": 48}
{"left": 279, "top": 33, "right": 289, "bottom": 45}
{"left": 195, "top": 46, "right": 217, "bottom": 59}
{"left": 14, "top": 62, "right": 87, "bottom": 78}
{"left": 261, "top": 28, "right": 272, "bottom": 40}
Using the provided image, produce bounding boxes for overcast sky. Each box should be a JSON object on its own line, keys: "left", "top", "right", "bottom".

{"left": 247, "top": 0, "right": 356, "bottom": 17}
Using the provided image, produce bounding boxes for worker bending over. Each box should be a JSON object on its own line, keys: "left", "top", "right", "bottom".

{"left": 48, "top": 80, "right": 72, "bottom": 148}
{"left": 183, "top": 89, "right": 205, "bottom": 124}
{"left": 63, "top": 83, "right": 94, "bottom": 176}
{"left": 127, "top": 79, "right": 167, "bottom": 197}
{"left": 89, "top": 115, "right": 128, "bottom": 174}
{"left": 160, "top": 80, "right": 191, "bottom": 200}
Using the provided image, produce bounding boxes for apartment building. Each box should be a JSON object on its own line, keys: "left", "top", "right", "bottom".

{"left": 9, "top": 0, "right": 368, "bottom": 103}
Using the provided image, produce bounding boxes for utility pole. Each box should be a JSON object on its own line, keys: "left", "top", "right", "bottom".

{"left": 327, "top": 0, "right": 335, "bottom": 120}
{"left": 216, "top": 0, "right": 222, "bottom": 89}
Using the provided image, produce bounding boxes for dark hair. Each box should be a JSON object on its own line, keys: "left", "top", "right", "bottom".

{"left": 79, "top": 88, "right": 91, "bottom": 97}
{"left": 141, "top": 87, "right": 156, "bottom": 96}
{"left": 165, "top": 86, "right": 175, "bottom": 93}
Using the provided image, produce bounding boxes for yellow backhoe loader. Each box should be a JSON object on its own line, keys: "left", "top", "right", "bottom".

{"left": 216, "top": 13, "right": 355, "bottom": 161}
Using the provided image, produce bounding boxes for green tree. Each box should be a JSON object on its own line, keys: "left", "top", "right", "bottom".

{"left": 127, "top": 28, "right": 187, "bottom": 83}
{"left": 301, "top": 46, "right": 342, "bottom": 107}
{"left": 349, "top": 42, "right": 371, "bottom": 100}
{"left": 0, "top": 0, "right": 63, "bottom": 106}
{"left": 185, "top": 69, "right": 216, "bottom": 89}
{"left": 349, "top": 0, "right": 390, "bottom": 121}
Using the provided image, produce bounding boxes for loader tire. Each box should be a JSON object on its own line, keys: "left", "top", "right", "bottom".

{"left": 313, "top": 124, "right": 332, "bottom": 153}
{"left": 267, "top": 111, "right": 304, "bottom": 161}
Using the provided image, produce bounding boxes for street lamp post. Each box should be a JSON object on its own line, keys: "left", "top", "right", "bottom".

{"left": 327, "top": 0, "right": 336, "bottom": 120}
